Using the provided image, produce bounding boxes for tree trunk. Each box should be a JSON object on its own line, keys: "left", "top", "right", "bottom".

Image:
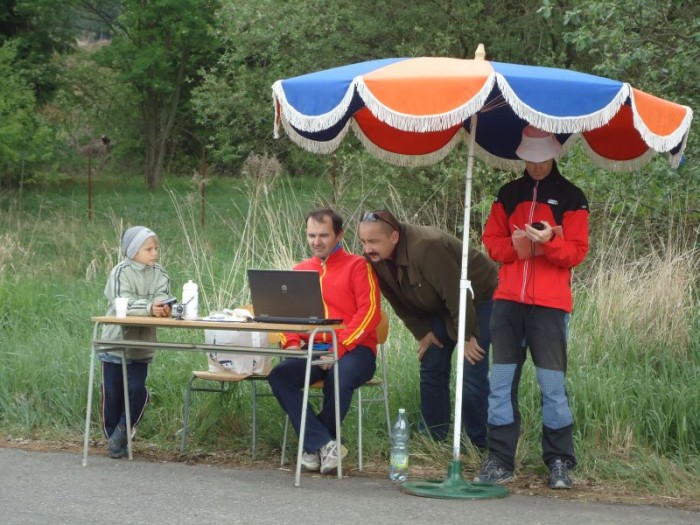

{"left": 142, "top": 62, "right": 186, "bottom": 189}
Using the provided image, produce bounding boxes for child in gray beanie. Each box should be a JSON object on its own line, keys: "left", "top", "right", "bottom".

{"left": 98, "top": 226, "right": 172, "bottom": 458}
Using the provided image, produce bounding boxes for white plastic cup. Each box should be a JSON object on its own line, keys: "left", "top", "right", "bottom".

{"left": 114, "top": 297, "right": 129, "bottom": 318}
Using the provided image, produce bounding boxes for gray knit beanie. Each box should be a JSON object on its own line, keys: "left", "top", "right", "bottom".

{"left": 121, "top": 226, "right": 156, "bottom": 259}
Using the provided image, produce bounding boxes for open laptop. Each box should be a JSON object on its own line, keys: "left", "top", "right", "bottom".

{"left": 247, "top": 269, "right": 343, "bottom": 325}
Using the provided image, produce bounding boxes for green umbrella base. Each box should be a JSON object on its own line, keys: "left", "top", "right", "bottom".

{"left": 401, "top": 460, "right": 509, "bottom": 500}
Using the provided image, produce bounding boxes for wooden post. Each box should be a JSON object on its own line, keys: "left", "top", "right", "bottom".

{"left": 87, "top": 156, "right": 93, "bottom": 221}
{"left": 200, "top": 147, "right": 207, "bottom": 228}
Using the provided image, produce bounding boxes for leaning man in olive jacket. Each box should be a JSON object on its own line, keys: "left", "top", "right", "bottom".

{"left": 358, "top": 209, "right": 498, "bottom": 446}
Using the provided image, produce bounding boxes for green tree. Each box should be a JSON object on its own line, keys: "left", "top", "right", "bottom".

{"left": 193, "top": 0, "right": 576, "bottom": 175}
{"left": 558, "top": 0, "right": 699, "bottom": 223}
{"left": 88, "top": 0, "right": 220, "bottom": 188}
{"left": 0, "top": 42, "right": 55, "bottom": 187}
{"left": 0, "top": 0, "right": 78, "bottom": 103}
{"left": 193, "top": 0, "right": 697, "bottom": 236}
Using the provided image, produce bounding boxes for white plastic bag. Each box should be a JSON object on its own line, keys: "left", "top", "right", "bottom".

{"left": 204, "top": 309, "right": 271, "bottom": 376}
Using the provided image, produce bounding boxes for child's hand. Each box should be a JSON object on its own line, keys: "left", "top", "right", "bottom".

{"left": 152, "top": 301, "right": 172, "bottom": 318}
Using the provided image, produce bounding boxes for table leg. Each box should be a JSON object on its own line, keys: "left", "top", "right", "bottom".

{"left": 331, "top": 331, "right": 342, "bottom": 479}
{"left": 295, "top": 344, "right": 315, "bottom": 487}
{"left": 82, "top": 329, "right": 99, "bottom": 466}
{"left": 121, "top": 351, "right": 133, "bottom": 460}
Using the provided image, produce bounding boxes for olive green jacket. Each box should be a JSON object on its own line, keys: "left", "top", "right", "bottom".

{"left": 370, "top": 223, "right": 497, "bottom": 342}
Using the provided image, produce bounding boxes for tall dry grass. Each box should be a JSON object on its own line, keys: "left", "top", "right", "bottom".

{"left": 0, "top": 171, "right": 698, "bottom": 499}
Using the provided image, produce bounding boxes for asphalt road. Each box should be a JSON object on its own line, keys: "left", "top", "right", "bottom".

{"left": 1, "top": 447, "right": 698, "bottom": 525}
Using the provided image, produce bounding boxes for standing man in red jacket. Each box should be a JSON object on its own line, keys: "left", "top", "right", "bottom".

{"left": 474, "top": 126, "right": 589, "bottom": 490}
{"left": 268, "top": 208, "right": 381, "bottom": 475}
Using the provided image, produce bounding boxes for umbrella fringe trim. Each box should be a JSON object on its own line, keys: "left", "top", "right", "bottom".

{"left": 351, "top": 122, "right": 463, "bottom": 166}
{"left": 273, "top": 73, "right": 692, "bottom": 169}
{"left": 354, "top": 75, "right": 496, "bottom": 132}
{"left": 278, "top": 116, "right": 348, "bottom": 154}
{"left": 574, "top": 137, "right": 658, "bottom": 171}
{"left": 628, "top": 91, "right": 693, "bottom": 154}
{"left": 353, "top": 124, "right": 526, "bottom": 172}
{"left": 277, "top": 114, "right": 684, "bottom": 172}
{"left": 272, "top": 80, "right": 358, "bottom": 134}
{"left": 469, "top": 142, "right": 524, "bottom": 173}
{"left": 495, "top": 74, "right": 630, "bottom": 134}
{"left": 279, "top": 117, "right": 666, "bottom": 172}
{"left": 668, "top": 130, "right": 690, "bottom": 168}
{"left": 273, "top": 97, "right": 281, "bottom": 139}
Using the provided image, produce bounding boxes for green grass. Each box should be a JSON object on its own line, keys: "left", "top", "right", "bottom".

{"left": 0, "top": 170, "right": 698, "bottom": 504}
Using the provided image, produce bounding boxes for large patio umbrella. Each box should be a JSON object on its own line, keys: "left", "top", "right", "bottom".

{"left": 272, "top": 44, "right": 693, "bottom": 499}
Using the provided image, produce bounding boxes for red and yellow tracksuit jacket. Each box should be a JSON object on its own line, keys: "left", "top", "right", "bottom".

{"left": 483, "top": 164, "right": 589, "bottom": 312}
{"left": 279, "top": 247, "right": 381, "bottom": 358}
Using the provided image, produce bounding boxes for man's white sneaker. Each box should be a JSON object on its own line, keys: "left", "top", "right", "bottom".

{"left": 301, "top": 451, "right": 320, "bottom": 471}
{"left": 319, "top": 440, "right": 348, "bottom": 475}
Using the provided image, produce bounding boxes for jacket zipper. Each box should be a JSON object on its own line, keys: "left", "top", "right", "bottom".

{"left": 519, "top": 181, "right": 539, "bottom": 303}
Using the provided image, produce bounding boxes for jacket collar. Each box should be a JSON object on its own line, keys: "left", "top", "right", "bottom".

{"left": 125, "top": 258, "right": 153, "bottom": 271}
{"left": 314, "top": 245, "right": 346, "bottom": 265}
{"left": 523, "top": 160, "right": 562, "bottom": 186}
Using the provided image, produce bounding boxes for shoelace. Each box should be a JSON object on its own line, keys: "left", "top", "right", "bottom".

{"left": 551, "top": 460, "right": 566, "bottom": 477}
{"left": 324, "top": 442, "right": 338, "bottom": 457}
{"left": 483, "top": 458, "right": 502, "bottom": 472}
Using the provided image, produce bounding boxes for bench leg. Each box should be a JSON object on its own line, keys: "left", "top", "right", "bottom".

{"left": 180, "top": 374, "right": 197, "bottom": 454}
{"left": 280, "top": 415, "right": 290, "bottom": 466}
{"left": 357, "top": 388, "right": 363, "bottom": 471}
{"left": 252, "top": 381, "right": 259, "bottom": 459}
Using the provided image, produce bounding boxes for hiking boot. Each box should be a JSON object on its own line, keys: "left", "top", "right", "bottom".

{"left": 319, "top": 440, "right": 348, "bottom": 475}
{"left": 107, "top": 424, "right": 128, "bottom": 459}
{"left": 473, "top": 457, "right": 514, "bottom": 484}
{"left": 549, "top": 458, "right": 573, "bottom": 489}
{"left": 301, "top": 451, "right": 320, "bottom": 471}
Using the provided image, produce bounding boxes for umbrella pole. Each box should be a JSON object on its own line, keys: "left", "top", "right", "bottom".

{"left": 402, "top": 114, "right": 507, "bottom": 500}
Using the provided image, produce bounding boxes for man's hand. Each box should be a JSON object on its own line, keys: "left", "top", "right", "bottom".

{"left": 524, "top": 220, "right": 553, "bottom": 243}
{"left": 417, "top": 331, "right": 443, "bottom": 361}
{"left": 463, "top": 336, "right": 485, "bottom": 365}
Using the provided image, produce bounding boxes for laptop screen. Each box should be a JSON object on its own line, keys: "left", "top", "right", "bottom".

{"left": 247, "top": 269, "right": 328, "bottom": 320}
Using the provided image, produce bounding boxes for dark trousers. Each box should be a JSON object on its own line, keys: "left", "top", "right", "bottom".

{"left": 487, "top": 300, "right": 576, "bottom": 471}
{"left": 101, "top": 361, "right": 150, "bottom": 438}
{"left": 420, "top": 299, "right": 492, "bottom": 446}
{"left": 268, "top": 345, "right": 376, "bottom": 453}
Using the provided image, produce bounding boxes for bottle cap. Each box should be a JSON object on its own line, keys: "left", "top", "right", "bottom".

{"left": 398, "top": 408, "right": 405, "bottom": 414}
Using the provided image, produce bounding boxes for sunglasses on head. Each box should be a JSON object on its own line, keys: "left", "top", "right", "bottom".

{"left": 362, "top": 211, "right": 398, "bottom": 231}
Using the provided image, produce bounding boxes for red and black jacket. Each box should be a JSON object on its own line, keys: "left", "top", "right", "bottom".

{"left": 483, "top": 163, "right": 589, "bottom": 312}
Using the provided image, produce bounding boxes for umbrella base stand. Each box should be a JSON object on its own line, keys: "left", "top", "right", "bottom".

{"left": 401, "top": 460, "right": 509, "bottom": 500}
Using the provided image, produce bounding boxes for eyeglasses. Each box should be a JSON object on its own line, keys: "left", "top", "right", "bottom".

{"left": 361, "top": 211, "right": 398, "bottom": 231}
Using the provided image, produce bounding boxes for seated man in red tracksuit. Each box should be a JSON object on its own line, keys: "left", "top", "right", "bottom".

{"left": 268, "top": 208, "right": 381, "bottom": 475}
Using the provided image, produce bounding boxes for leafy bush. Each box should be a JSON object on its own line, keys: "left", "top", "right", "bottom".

{"left": 0, "top": 43, "right": 58, "bottom": 188}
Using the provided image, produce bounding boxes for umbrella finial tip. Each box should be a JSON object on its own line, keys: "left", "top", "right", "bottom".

{"left": 474, "top": 43, "right": 486, "bottom": 60}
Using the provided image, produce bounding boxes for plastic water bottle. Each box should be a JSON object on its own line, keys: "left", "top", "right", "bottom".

{"left": 389, "top": 408, "right": 409, "bottom": 481}
{"left": 182, "top": 280, "right": 199, "bottom": 320}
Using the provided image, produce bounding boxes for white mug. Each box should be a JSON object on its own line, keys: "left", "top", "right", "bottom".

{"left": 114, "top": 297, "right": 129, "bottom": 318}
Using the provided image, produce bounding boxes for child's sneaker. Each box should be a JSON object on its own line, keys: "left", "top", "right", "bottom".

{"left": 319, "top": 440, "right": 348, "bottom": 475}
{"left": 301, "top": 451, "right": 320, "bottom": 471}
{"left": 107, "top": 424, "right": 128, "bottom": 459}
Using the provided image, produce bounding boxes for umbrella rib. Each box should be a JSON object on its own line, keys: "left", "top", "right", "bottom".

{"left": 479, "top": 95, "right": 509, "bottom": 113}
